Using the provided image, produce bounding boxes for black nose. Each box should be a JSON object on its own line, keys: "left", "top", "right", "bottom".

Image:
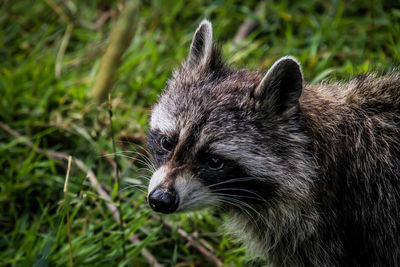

{"left": 148, "top": 187, "right": 179, "bottom": 214}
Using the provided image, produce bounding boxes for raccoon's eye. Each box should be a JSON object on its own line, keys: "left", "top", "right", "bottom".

{"left": 160, "top": 136, "right": 174, "bottom": 152}
{"left": 207, "top": 157, "right": 224, "bottom": 170}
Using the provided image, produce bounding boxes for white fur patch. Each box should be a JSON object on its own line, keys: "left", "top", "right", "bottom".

{"left": 175, "top": 175, "right": 217, "bottom": 211}
{"left": 148, "top": 165, "right": 167, "bottom": 195}
{"left": 150, "top": 103, "right": 176, "bottom": 133}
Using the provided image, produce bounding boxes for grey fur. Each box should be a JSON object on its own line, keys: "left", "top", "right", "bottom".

{"left": 147, "top": 20, "right": 400, "bottom": 266}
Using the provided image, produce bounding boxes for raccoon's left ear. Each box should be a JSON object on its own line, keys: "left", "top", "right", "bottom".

{"left": 253, "top": 56, "right": 303, "bottom": 114}
{"left": 188, "top": 19, "right": 214, "bottom": 68}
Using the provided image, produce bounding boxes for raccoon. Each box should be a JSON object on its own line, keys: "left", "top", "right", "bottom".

{"left": 146, "top": 20, "right": 400, "bottom": 266}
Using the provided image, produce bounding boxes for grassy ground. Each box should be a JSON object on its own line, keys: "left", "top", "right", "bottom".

{"left": 0, "top": 0, "right": 399, "bottom": 266}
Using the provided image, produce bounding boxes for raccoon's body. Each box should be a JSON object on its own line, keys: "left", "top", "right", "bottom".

{"left": 146, "top": 20, "right": 400, "bottom": 266}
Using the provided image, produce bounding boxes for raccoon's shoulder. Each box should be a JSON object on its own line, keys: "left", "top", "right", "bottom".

{"left": 345, "top": 72, "right": 400, "bottom": 112}
{"left": 302, "top": 72, "right": 400, "bottom": 113}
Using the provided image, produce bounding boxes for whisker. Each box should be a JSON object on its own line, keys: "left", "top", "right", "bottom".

{"left": 120, "top": 184, "right": 147, "bottom": 194}
{"left": 132, "top": 167, "right": 153, "bottom": 174}
{"left": 121, "top": 183, "right": 148, "bottom": 188}
{"left": 116, "top": 157, "right": 155, "bottom": 171}
{"left": 133, "top": 176, "right": 151, "bottom": 181}
{"left": 209, "top": 177, "right": 261, "bottom": 189}
{"left": 217, "top": 194, "right": 265, "bottom": 222}
{"left": 116, "top": 143, "right": 151, "bottom": 154}
{"left": 102, "top": 150, "right": 156, "bottom": 170}
{"left": 211, "top": 191, "right": 265, "bottom": 203}
{"left": 116, "top": 149, "right": 154, "bottom": 163}
{"left": 179, "top": 192, "right": 216, "bottom": 211}
{"left": 210, "top": 188, "right": 267, "bottom": 202}
{"left": 124, "top": 151, "right": 155, "bottom": 167}
{"left": 216, "top": 196, "right": 259, "bottom": 224}
{"left": 126, "top": 174, "right": 151, "bottom": 180}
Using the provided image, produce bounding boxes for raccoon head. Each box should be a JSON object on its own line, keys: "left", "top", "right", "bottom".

{"left": 147, "top": 20, "right": 313, "bottom": 214}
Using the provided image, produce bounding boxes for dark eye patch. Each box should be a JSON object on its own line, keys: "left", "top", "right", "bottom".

{"left": 193, "top": 149, "right": 244, "bottom": 185}
{"left": 147, "top": 129, "right": 177, "bottom": 167}
{"left": 193, "top": 148, "right": 278, "bottom": 204}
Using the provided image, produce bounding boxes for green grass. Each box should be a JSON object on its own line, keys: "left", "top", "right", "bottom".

{"left": 0, "top": 0, "right": 399, "bottom": 266}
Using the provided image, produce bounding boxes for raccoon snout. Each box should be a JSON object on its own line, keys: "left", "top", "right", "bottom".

{"left": 148, "top": 187, "right": 180, "bottom": 214}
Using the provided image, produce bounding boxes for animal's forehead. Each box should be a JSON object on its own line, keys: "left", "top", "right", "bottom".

{"left": 150, "top": 68, "right": 263, "bottom": 134}
{"left": 150, "top": 93, "right": 216, "bottom": 137}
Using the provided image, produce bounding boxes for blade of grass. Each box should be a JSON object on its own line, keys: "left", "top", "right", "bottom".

{"left": 64, "top": 155, "right": 74, "bottom": 267}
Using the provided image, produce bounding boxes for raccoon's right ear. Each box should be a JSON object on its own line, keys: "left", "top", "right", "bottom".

{"left": 253, "top": 56, "right": 303, "bottom": 114}
{"left": 187, "top": 19, "right": 214, "bottom": 68}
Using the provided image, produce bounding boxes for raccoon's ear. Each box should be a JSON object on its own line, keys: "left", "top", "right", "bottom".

{"left": 253, "top": 56, "right": 303, "bottom": 114}
{"left": 188, "top": 19, "right": 213, "bottom": 67}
